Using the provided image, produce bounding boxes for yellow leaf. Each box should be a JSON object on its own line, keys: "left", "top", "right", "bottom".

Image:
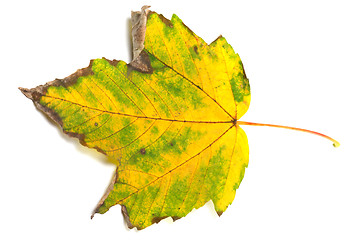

{"left": 19, "top": 6, "right": 254, "bottom": 230}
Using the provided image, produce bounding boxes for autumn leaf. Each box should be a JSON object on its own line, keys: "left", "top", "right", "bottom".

{"left": 19, "top": 6, "right": 338, "bottom": 230}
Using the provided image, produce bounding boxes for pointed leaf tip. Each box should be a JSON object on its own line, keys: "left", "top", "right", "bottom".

{"left": 19, "top": 87, "right": 32, "bottom": 99}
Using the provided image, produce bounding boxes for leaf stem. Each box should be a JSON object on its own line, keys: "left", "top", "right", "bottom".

{"left": 237, "top": 121, "right": 340, "bottom": 147}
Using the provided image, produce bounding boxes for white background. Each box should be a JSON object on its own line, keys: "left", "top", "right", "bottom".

{"left": 1, "top": 0, "right": 352, "bottom": 239}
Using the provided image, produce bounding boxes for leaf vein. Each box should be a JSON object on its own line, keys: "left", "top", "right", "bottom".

{"left": 113, "top": 125, "right": 235, "bottom": 206}
{"left": 85, "top": 117, "right": 139, "bottom": 143}
{"left": 43, "top": 95, "right": 232, "bottom": 124}
{"left": 145, "top": 49, "right": 234, "bottom": 120}
{"left": 115, "top": 67, "right": 161, "bottom": 118}
{"left": 105, "top": 119, "right": 157, "bottom": 152}
{"left": 98, "top": 69, "right": 147, "bottom": 117}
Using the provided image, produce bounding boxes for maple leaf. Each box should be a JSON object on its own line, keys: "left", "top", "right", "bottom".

{"left": 19, "top": 6, "right": 339, "bottom": 230}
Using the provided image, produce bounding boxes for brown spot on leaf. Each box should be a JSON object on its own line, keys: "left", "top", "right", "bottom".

{"left": 193, "top": 46, "right": 198, "bottom": 54}
{"left": 140, "top": 148, "right": 146, "bottom": 155}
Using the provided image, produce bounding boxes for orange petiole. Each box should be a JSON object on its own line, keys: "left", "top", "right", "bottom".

{"left": 237, "top": 121, "right": 340, "bottom": 147}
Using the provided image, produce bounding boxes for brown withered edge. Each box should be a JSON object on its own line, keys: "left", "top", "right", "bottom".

{"left": 19, "top": 59, "right": 94, "bottom": 130}
{"left": 18, "top": 6, "right": 188, "bottom": 230}
{"left": 18, "top": 56, "right": 149, "bottom": 229}
{"left": 19, "top": 60, "right": 152, "bottom": 153}
{"left": 19, "top": 59, "right": 118, "bottom": 155}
